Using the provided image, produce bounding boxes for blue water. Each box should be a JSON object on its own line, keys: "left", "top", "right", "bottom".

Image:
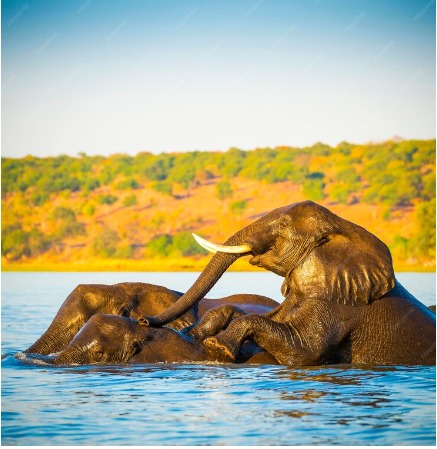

{"left": 2, "top": 272, "right": 436, "bottom": 445}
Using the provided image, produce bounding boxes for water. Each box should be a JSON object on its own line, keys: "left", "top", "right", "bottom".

{"left": 2, "top": 272, "right": 436, "bottom": 445}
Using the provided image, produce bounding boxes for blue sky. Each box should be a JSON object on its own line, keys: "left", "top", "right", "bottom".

{"left": 2, "top": 0, "right": 435, "bottom": 157}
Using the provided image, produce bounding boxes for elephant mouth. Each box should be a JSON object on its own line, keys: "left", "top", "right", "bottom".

{"left": 249, "top": 255, "right": 262, "bottom": 266}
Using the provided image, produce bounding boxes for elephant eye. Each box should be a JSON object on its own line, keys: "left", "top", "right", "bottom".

{"left": 93, "top": 350, "right": 104, "bottom": 361}
{"left": 131, "top": 341, "right": 142, "bottom": 356}
{"left": 317, "top": 235, "right": 330, "bottom": 247}
{"left": 278, "top": 216, "right": 291, "bottom": 231}
{"left": 120, "top": 307, "right": 130, "bottom": 317}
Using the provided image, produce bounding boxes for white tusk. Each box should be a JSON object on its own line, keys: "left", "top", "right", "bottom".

{"left": 192, "top": 233, "right": 252, "bottom": 254}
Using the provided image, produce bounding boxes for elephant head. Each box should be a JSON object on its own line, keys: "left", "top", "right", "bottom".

{"left": 52, "top": 314, "right": 148, "bottom": 365}
{"left": 141, "top": 201, "right": 396, "bottom": 327}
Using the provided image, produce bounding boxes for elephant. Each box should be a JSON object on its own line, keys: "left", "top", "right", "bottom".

{"left": 139, "top": 201, "right": 436, "bottom": 366}
{"left": 40, "top": 313, "right": 277, "bottom": 366}
{"left": 24, "top": 282, "right": 278, "bottom": 356}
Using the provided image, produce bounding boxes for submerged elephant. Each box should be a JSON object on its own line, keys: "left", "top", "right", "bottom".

{"left": 25, "top": 282, "right": 277, "bottom": 356}
{"left": 42, "top": 313, "right": 277, "bottom": 366}
{"left": 140, "top": 201, "right": 436, "bottom": 366}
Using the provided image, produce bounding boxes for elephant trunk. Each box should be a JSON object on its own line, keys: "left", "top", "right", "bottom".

{"left": 24, "top": 321, "right": 70, "bottom": 355}
{"left": 142, "top": 230, "right": 251, "bottom": 327}
{"left": 53, "top": 347, "right": 85, "bottom": 365}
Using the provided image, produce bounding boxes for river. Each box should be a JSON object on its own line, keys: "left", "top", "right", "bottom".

{"left": 2, "top": 271, "right": 435, "bottom": 445}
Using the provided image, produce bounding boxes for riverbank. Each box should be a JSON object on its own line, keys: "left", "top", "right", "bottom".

{"left": 2, "top": 256, "right": 434, "bottom": 272}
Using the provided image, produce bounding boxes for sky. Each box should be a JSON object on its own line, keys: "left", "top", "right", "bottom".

{"left": 2, "top": 0, "right": 436, "bottom": 158}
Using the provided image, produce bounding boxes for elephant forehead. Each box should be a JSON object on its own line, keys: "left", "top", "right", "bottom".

{"left": 282, "top": 201, "right": 322, "bottom": 217}
{"left": 66, "top": 332, "right": 100, "bottom": 353}
{"left": 91, "top": 314, "right": 137, "bottom": 332}
{"left": 260, "top": 201, "right": 332, "bottom": 228}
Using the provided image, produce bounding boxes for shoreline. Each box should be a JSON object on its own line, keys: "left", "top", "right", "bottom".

{"left": 2, "top": 257, "right": 435, "bottom": 273}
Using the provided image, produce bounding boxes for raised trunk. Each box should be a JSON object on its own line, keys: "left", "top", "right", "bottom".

{"left": 143, "top": 231, "right": 250, "bottom": 326}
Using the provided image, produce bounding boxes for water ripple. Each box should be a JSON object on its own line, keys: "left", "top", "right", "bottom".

{"left": 2, "top": 272, "right": 436, "bottom": 445}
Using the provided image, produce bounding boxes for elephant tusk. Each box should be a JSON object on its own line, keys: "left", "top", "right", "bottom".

{"left": 192, "top": 233, "right": 252, "bottom": 254}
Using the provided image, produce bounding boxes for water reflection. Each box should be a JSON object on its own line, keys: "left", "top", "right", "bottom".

{"left": 3, "top": 353, "right": 436, "bottom": 445}
{"left": 2, "top": 272, "right": 436, "bottom": 446}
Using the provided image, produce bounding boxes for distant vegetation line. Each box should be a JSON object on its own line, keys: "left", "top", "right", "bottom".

{"left": 1, "top": 139, "right": 435, "bottom": 270}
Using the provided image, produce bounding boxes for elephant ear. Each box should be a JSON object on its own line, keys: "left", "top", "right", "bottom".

{"left": 286, "top": 232, "right": 396, "bottom": 307}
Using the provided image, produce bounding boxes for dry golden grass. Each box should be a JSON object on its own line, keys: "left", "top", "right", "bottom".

{"left": 2, "top": 177, "right": 434, "bottom": 272}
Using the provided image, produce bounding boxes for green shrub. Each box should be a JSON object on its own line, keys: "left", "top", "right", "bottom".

{"left": 230, "top": 199, "right": 248, "bottom": 215}
{"left": 143, "top": 155, "right": 174, "bottom": 181}
{"left": 92, "top": 227, "right": 120, "bottom": 257}
{"left": 390, "top": 234, "right": 410, "bottom": 258}
{"left": 123, "top": 194, "right": 137, "bottom": 207}
{"left": 382, "top": 207, "right": 391, "bottom": 221}
{"left": 410, "top": 199, "right": 436, "bottom": 257}
{"left": 330, "top": 184, "right": 349, "bottom": 205}
{"left": 97, "top": 194, "right": 118, "bottom": 205}
{"left": 152, "top": 181, "right": 173, "bottom": 196}
{"left": 172, "top": 232, "right": 207, "bottom": 256}
{"left": 83, "top": 178, "right": 100, "bottom": 193}
{"left": 114, "top": 244, "right": 134, "bottom": 258}
{"left": 30, "top": 191, "right": 49, "bottom": 206}
{"left": 219, "top": 148, "right": 246, "bottom": 178}
{"left": 168, "top": 157, "right": 195, "bottom": 188}
{"left": 82, "top": 203, "right": 96, "bottom": 216}
{"left": 117, "top": 178, "right": 140, "bottom": 190}
{"left": 1, "top": 226, "right": 30, "bottom": 259}
{"left": 216, "top": 180, "right": 233, "bottom": 200}
{"left": 148, "top": 234, "right": 173, "bottom": 257}
{"left": 1, "top": 225, "right": 51, "bottom": 260}
{"left": 303, "top": 173, "right": 326, "bottom": 201}
{"left": 51, "top": 207, "right": 85, "bottom": 239}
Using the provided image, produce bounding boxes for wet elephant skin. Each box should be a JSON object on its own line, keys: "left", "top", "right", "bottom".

{"left": 141, "top": 201, "right": 436, "bottom": 366}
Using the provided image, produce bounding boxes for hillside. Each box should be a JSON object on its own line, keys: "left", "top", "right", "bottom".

{"left": 2, "top": 139, "right": 435, "bottom": 272}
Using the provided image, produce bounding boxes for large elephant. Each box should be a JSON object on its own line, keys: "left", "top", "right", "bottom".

{"left": 25, "top": 282, "right": 277, "bottom": 355}
{"left": 40, "top": 313, "right": 277, "bottom": 365}
{"left": 139, "top": 201, "right": 436, "bottom": 366}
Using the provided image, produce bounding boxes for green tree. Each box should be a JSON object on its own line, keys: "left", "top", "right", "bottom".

{"left": 142, "top": 155, "right": 174, "bottom": 181}
{"left": 123, "top": 194, "right": 137, "bottom": 207}
{"left": 216, "top": 180, "right": 233, "bottom": 200}
{"left": 82, "top": 203, "right": 96, "bottom": 216}
{"left": 330, "top": 184, "right": 349, "bottom": 204}
{"left": 330, "top": 167, "right": 360, "bottom": 204}
{"left": 148, "top": 234, "right": 173, "bottom": 257}
{"left": 2, "top": 226, "right": 30, "bottom": 259}
{"left": 51, "top": 207, "right": 85, "bottom": 239}
{"left": 83, "top": 178, "right": 100, "bottom": 194}
{"left": 1, "top": 225, "right": 51, "bottom": 260}
{"left": 219, "top": 148, "right": 246, "bottom": 178}
{"left": 172, "top": 232, "right": 207, "bottom": 256}
{"left": 97, "top": 194, "right": 118, "bottom": 205}
{"left": 114, "top": 244, "right": 134, "bottom": 258}
{"left": 410, "top": 199, "right": 436, "bottom": 257}
{"left": 29, "top": 191, "right": 49, "bottom": 206}
{"left": 92, "top": 227, "right": 120, "bottom": 257}
{"left": 117, "top": 178, "right": 140, "bottom": 190}
{"left": 303, "top": 173, "right": 326, "bottom": 201}
{"left": 239, "top": 148, "right": 275, "bottom": 180}
{"left": 230, "top": 199, "right": 248, "bottom": 215}
{"left": 390, "top": 235, "right": 410, "bottom": 259}
{"left": 152, "top": 181, "right": 173, "bottom": 196}
{"left": 266, "top": 150, "right": 303, "bottom": 183}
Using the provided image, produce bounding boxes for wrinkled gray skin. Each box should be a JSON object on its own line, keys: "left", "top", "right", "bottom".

{"left": 24, "top": 282, "right": 277, "bottom": 356}
{"left": 45, "top": 314, "right": 277, "bottom": 366}
{"left": 141, "top": 201, "right": 436, "bottom": 366}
